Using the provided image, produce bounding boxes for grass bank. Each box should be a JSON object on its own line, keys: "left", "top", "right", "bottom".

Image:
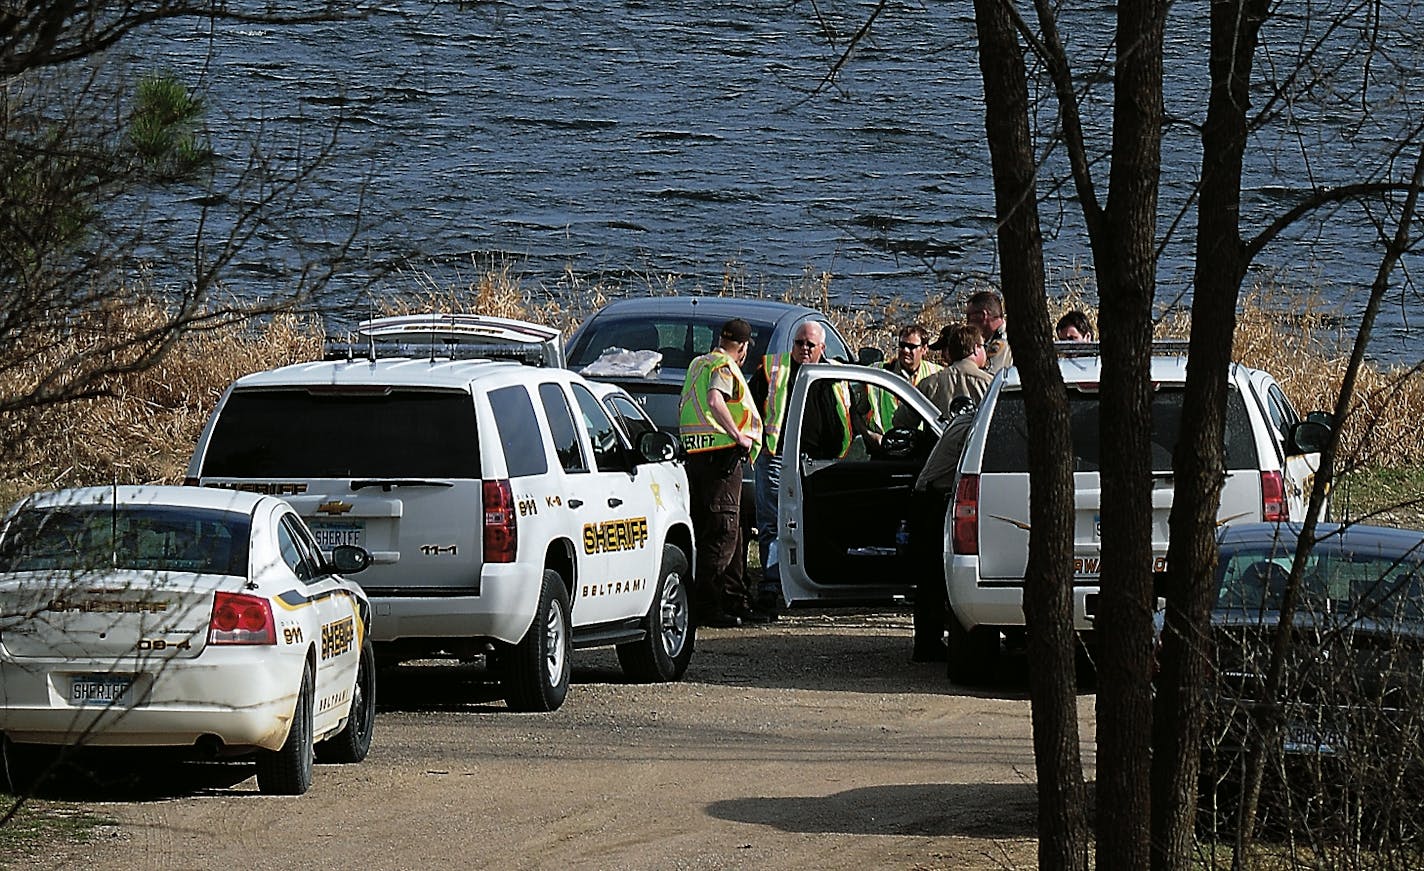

{"left": 0, "top": 798, "right": 113, "bottom": 870}
{"left": 0, "top": 266, "right": 1419, "bottom": 513}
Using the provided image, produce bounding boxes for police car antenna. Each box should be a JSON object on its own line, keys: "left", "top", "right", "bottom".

{"left": 366, "top": 297, "right": 378, "bottom": 361}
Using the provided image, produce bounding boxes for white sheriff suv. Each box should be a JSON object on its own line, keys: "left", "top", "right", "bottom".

{"left": 773, "top": 341, "right": 1331, "bottom": 684}
{"left": 186, "top": 315, "right": 696, "bottom": 712}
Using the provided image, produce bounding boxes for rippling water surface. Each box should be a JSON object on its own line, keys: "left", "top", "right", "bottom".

{"left": 119, "top": 1, "right": 1420, "bottom": 362}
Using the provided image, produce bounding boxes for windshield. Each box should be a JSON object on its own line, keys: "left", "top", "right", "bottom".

{"left": 0, "top": 504, "right": 251, "bottom": 576}
{"left": 980, "top": 385, "right": 1259, "bottom": 473}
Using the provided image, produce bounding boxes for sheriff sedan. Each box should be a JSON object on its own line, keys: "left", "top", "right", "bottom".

{"left": 0, "top": 486, "right": 375, "bottom": 795}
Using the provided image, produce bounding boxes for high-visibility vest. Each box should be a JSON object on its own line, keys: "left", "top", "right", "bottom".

{"left": 760, "top": 353, "right": 794, "bottom": 455}
{"left": 867, "top": 358, "right": 942, "bottom": 431}
{"left": 829, "top": 380, "right": 854, "bottom": 458}
{"left": 679, "top": 349, "right": 762, "bottom": 461}
{"left": 759, "top": 353, "right": 855, "bottom": 458}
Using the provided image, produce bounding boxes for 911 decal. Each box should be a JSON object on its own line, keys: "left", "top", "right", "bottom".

{"left": 582, "top": 517, "right": 649, "bottom": 554}
{"left": 321, "top": 616, "right": 354, "bottom": 660}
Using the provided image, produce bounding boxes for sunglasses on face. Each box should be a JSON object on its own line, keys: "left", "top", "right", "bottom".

{"left": 793, "top": 339, "right": 821, "bottom": 348}
{"left": 899, "top": 342, "right": 922, "bottom": 351}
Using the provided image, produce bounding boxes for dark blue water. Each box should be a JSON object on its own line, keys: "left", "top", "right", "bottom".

{"left": 118, "top": 1, "right": 1421, "bottom": 363}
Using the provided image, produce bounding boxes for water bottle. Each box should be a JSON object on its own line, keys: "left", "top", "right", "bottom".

{"left": 895, "top": 519, "right": 910, "bottom": 558}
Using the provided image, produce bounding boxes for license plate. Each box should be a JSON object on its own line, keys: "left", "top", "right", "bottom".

{"left": 308, "top": 520, "right": 364, "bottom": 550}
{"left": 70, "top": 675, "right": 133, "bottom": 706}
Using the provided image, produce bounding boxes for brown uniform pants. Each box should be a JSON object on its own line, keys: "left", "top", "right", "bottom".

{"left": 685, "top": 447, "right": 751, "bottom": 619}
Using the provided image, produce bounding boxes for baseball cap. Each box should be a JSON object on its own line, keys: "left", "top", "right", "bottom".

{"left": 927, "top": 324, "right": 955, "bottom": 351}
{"left": 720, "top": 318, "right": 753, "bottom": 343}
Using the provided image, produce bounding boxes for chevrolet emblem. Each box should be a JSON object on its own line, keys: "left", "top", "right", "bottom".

{"left": 317, "top": 500, "right": 354, "bottom": 516}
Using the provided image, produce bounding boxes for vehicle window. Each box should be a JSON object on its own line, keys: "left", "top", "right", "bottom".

{"left": 605, "top": 394, "right": 657, "bottom": 443}
{"left": 201, "top": 389, "right": 479, "bottom": 478}
{"left": 568, "top": 314, "right": 771, "bottom": 375}
{"left": 980, "top": 385, "right": 1259, "bottom": 473}
{"left": 1217, "top": 543, "right": 1424, "bottom": 622}
{"left": 489, "top": 385, "right": 549, "bottom": 478}
{"left": 282, "top": 514, "right": 330, "bottom": 582}
{"left": 572, "top": 384, "right": 627, "bottom": 472}
{"left": 813, "top": 318, "right": 853, "bottom": 364}
{"left": 1265, "top": 384, "right": 1299, "bottom": 444}
{"left": 276, "top": 516, "right": 322, "bottom": 581}
{"left": 538, "top": 383, "right": 588, "bottom": 473}
{"left": 0, "top": 505, "right": 250, "bottom": 576}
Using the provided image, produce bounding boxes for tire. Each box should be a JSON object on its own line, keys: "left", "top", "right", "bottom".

{"left": 946, "top": 611, "right": 999, "bottom": 685}
{"left": 315, "top": 640, "right": 376, "bottom": 764}
{"left": 501, "top": 570, "right": 572, "bottom": 712}
{"left": 256, "top": 663, "right": 315, "bottom": 795}
{"left": 617, "top": 545, "right": 695, "bottom": 683}
{"left": 0, "top": 734, "right": 37, "bottom": 795}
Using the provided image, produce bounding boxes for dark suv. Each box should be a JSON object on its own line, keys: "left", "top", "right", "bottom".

{"left": 566, "top": 296, "right": 877, "bottom": 433}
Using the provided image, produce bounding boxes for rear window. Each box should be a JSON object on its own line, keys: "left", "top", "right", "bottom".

{"left": 980, "top": 385, "right": 1258, "bottom": 473}
{"left": 1217, "top": 542, "right": 1424, "bottom": 622}
{"left": 0, "top": 505, "right": 251, "bottom": 576}
{"left": 201, "top": 388, "right": 479, "bottom": 478}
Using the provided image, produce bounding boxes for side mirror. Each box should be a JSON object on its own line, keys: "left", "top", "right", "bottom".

{"left": 948, "top": 396, "right": 978, "bottom": 418}
{"left": 880, "top": 427, "right": 918, "bottom": 457}
{"left": 637, "top": 430, "right": 682, "bottom": 463}
{"left": 856, "top": 347, "right": 885, "bottom": 366}
{"left": 330, "top": 544, "right": 372, "bottom": 575}
{"left": 1288, "top": 419, "right": 1332, "bottom": 455}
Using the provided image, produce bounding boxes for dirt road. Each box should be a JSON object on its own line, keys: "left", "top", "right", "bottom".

{"left": 36, "top": 609, "right": 1096, "bottom": 870}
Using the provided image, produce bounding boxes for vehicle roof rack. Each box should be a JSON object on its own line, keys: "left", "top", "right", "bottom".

{"left": 323, "top": 313, "right": 565, "bottom": 367}
{"left": 1055, "top": 339, "right": 1192, "bottom": 358}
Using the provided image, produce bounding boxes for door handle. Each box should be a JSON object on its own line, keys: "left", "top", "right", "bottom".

{"left": 608, "top": 497, "right": 623, "bottom": 508}
{"left": 568, "top": 498, "right": 584, "bottom": 509}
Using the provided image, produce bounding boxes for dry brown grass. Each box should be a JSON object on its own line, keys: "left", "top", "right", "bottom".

{"left": 1, "top": 265, "right": 1419, "bottom": 507}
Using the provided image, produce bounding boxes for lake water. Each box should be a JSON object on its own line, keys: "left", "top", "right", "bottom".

{"left": 119, "top": 1, "right": 1421, "bottom": 363}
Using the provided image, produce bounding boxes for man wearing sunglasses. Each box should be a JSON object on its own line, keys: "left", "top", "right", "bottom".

{"left": 864, "top": 324, "right": 941, "bottom": 445}
{"left": 749, "top": 321, "right": 852, "bottom": 619}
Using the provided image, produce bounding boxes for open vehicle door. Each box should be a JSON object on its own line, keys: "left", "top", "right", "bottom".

{"left": 778, "top": 364, "right": 945, "bottom": 605}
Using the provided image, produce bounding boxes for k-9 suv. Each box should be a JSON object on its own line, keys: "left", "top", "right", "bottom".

{"left": 186, "top": 314, "right": 696, "bottom": 712}
{"left": 771, "top": 341, "right": 1331, "bottom": 684}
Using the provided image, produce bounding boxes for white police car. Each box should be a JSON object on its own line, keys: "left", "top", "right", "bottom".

{"left": 0, "top": 485, "right": 375, "bottom": 795}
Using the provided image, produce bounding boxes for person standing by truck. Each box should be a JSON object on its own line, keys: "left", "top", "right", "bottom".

{"left": 679, "top": 318, "right": 765, "bottom": 627}
{"left": 749, "top": 320, "right": 853, "bottom": 618}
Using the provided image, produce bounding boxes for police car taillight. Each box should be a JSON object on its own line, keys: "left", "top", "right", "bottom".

{"left": 483, "top": 479, "right": 518, "bottom": 563}
{"left": 1261, "top": 470, "right": 1287, "bottom": 522}
{"left": 209, "top": 592, "right": 276, "bottom": 645}
{"left": 952, "top": 474, "right": 980, "bottom": 555}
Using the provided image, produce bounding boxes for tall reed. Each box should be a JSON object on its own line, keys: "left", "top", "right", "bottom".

{"left": 1, "top": 266, "right": 1417, "bottom": 505}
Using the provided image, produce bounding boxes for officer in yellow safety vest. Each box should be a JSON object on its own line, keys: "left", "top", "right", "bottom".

{"left": 678, "top": 317, "right": 765, "bottom": 628}
{"left": 748, "top": 320, "right": 854, "bottom": 618}
{"left": 864, "top": 323, "right": 941, "bottom": 446}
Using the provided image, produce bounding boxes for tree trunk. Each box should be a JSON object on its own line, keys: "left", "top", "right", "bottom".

{"left": 1149, "top": 1, "right": 1268, "bottom": 868}
{"left": 972, "top": 2, "right": 1086, "bottom": 868}
{"left": 1092, "top": 0, "right": 1166, "bottom": 866}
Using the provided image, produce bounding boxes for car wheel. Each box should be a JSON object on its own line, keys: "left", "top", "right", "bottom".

{"left": 501, "top": 570, "right": 571, "bottom": 712}
{"left": 256, "top": 663, "right": 315, "bottom": 795}
{"left": 946, "top": 612, "right": 999, "bottom": 685}
{"left": 315, "top": 640, "right": 376, "bottom": 764}
{"left": 617, "top": 544, "right": 695, "bottom": 683}
{"left": 0, "top": 734, "right": 40, "bottom": 794}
